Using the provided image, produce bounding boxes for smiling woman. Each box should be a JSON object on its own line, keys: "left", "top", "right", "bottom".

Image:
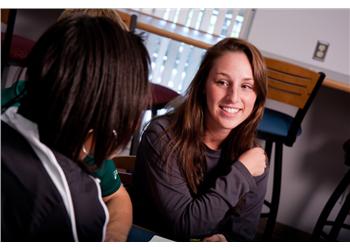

{"left": 132, "top": 37, "right": 269, "bottom": 241}
{"left": 204, "top": 52, "right": 257, "bottom": 150}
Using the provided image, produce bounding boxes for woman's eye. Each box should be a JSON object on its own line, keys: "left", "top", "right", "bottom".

{"left": 242, "top": 83, "right": 254, "bottom": 90}
{"left": 216, "top": 80, "right": 229, "bottom": 87}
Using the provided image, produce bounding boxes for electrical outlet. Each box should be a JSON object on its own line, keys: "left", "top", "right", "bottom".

{"left": 313, "top": 41, "right": 329, "bottom": 61}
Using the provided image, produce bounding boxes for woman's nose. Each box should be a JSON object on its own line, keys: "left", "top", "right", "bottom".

{"left": 227, "top": 85, "right": 239, "bottom": 102}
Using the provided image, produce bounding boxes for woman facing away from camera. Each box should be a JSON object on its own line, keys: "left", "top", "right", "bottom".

{"left": 1, "top": 15, "right": 150, "bottom": 241}
{"left": 1, "top": 9, "right": 147, "bottom": 242}
{"left": 132, "top": 37, "right": 269, "bottom": 241}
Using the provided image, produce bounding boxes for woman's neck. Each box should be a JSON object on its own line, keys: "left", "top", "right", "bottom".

{"left": 203, "top": 129, "right": 229, "bottom": 150}
{"left": 203, "top": 117, "right": 231, "bottom": 150}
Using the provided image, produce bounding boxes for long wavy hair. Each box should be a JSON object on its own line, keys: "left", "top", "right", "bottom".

{"left": 18, "top": 15, "right": 150, "bottom": 169}
{"left": 166, "top": 38, "right": 267, "bottom": 194}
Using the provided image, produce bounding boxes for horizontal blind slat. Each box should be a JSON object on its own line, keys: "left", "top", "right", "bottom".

{"left": 199, "top": 8, "right": 213, "bottom": 32}
{"left": 144, "top": 34, "right": 160, "bottom": 60}
{"left": 239, "top": 9, "right": 254, "bottom": 39}
{"left": 161, "top": 41, "right": 181, "bottom": 85}
{"left": 167, "top": 9, "right": 178, "bottom": 22}
{"left": 177, "top": 8, "right": 190, "bottom": 25}
{"left": 226, "top": 9, "right": 239, "bottom": 37}
{"left": 173, "top": 45, "right": 192, "bottom": 91}
{"left": 189, "top": 9, "right": 201, "bottom": 29}
{"left": 140, "top": 8, "right": 153, "bottom": 15}
{"left": 154, "top": 9, "right": 166, "bottom": 19}
{"left": 213, "top": 9, "right": 227, "bottom": 36}
{"left": 182, "top": 47, "right": 204, "bottom": 92}
{"left": 152, "top": 38, "right": 170, "bottom": 83}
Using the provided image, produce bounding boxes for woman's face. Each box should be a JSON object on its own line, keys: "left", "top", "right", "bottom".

{"left": 204, "top": 51, "right": 257, "bottom": 141}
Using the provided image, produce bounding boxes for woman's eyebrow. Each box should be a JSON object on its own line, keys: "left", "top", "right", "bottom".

{"left": 242, "top": 77, "right": 254, "bottom": 82}
{"left": 216, "top": 72, "right": 254, "bottom": 82}
{"left": 216, "top": 72, "right": 230, "bottom": 77}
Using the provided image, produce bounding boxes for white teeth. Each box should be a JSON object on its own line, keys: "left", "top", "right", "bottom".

{"left": 222, "top": 106, "right": 239, "bottom": 113}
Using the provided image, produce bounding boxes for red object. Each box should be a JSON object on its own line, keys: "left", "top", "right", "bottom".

{"left": 150, "top": 83, "right": 180, "bottom": 110}
{"left": 1, "top": 32, "right": 35, "bottom": 66}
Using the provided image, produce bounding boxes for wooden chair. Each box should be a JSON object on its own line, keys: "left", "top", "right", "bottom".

{"left": 113, "top": 156, "right": 136, "bottom": 191}
{"left": 257, "top": 57, "right": 326, "bottom": 239}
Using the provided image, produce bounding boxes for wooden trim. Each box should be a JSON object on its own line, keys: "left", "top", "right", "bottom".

{"left": 116, "top": 10, "right": 132, "bottom": 27}
{"left": 323, "top": 78, "right": 350, "bottom": 93}
{"left": 133, "top": 14, "right": 350, "bottom": 94}
{"left": 136, "top": 22, "right": 212, "bottom": 50}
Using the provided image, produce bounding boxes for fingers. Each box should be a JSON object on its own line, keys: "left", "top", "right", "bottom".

{"left": 202, "top": 234, "right": 227, "bottom": 242}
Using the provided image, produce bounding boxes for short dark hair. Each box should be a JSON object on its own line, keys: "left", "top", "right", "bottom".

{"left": 19, "top": 15, "right": 150, "bottom": 167}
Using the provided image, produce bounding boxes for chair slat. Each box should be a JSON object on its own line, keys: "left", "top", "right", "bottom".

{"left": 265, "top": 57, "right": 321, "bottom": 108}
{"left": 268, "top": 86, "right": 306, "bottom": 109}
{"left": 268, "top": 70, "right": 311, "bottom": 89}
{"left": 268, "top": 78, "right": 307, "bottom": 95}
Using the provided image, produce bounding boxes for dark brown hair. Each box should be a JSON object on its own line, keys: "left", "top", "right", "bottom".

{"left": 19, "top": 15, "right": 150, "bottom": 168}
{"left": 166, "top": 38, "right": 267, "bottom": 194}
{"left": 57, "top": 9, "right": 129, "bottom": 31}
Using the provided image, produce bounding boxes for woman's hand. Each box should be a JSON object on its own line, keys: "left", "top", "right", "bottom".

{"left": 238, "top": 147, "right": 268, "bottom": 177}
{"left": 202, "top": 234, "right": 227, "bottom": 242}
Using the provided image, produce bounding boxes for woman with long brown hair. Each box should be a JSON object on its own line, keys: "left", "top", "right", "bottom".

{"left": 133, "top": 38, "right": 269, "bottom": 241}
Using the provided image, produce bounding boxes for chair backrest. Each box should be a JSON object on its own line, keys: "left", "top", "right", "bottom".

{"left": 1, "top": 9, "right": 17, "bottom": 73}
{"left": 116, "top": 10, "right": 137, "bottom": 33}
{"left": 265, "top": 57, "right": 324, "bottom": 109}
{"left": 113, "top": 156, "right": 136, "bottom": 189}
{"left": 265, "top": 57, "right": 326, "bottom": 145}
{"left": 114, "top": 155, "right": 136, "bottom": 172}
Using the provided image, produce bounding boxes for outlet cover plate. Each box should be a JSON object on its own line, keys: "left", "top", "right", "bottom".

{"left": 313, "top": 40, "right": 329, "bottom": 62}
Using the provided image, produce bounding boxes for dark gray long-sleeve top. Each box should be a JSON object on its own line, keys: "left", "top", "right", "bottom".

{"left": 132, "top": 117, "right": 269, "bottom": 241}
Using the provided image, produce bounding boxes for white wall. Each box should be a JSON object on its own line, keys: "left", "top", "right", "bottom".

{"left": 249, "top": 9, "right": 350, "bottom": 240}
{"left": 249, "top": 9, "right": 350, "bottom": 80}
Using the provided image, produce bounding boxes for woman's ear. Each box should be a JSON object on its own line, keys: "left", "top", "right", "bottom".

{"left": 79, "top": 129, "right": 94, "bottom": 160}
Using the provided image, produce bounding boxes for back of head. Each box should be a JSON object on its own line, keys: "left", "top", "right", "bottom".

{"left": 58, "top": 9, "right": 129, "bottom": 31}
{"left": 19, "top": 15, "right": 150, "bottom": 166}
